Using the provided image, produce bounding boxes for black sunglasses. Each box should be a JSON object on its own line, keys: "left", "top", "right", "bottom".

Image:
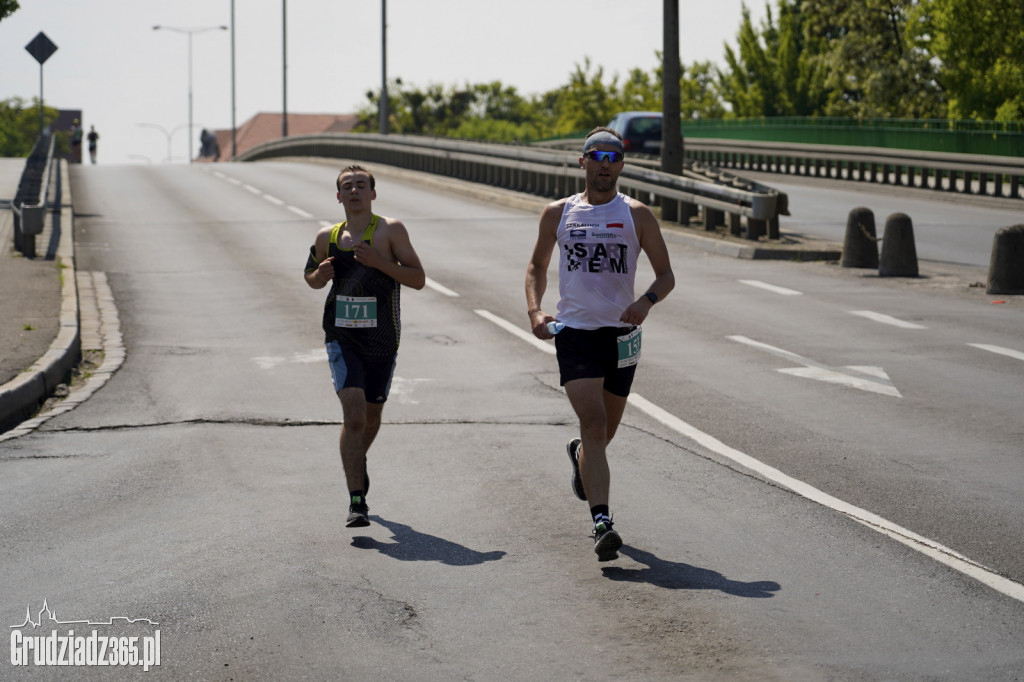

{"left": 583, "top": 150, "right": 624, "bottom": 163}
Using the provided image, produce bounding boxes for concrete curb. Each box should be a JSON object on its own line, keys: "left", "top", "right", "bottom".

{"left": 0, "top": 159, "right": 79, "bottom": 435}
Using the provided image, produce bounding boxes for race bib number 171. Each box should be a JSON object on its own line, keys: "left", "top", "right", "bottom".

{"left": 335, "top": 295, "right": 378, "bottom": 328}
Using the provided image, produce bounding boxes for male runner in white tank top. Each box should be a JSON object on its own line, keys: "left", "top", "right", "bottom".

{"left": 525, "top": 127, "right": 675, "bottom": 561}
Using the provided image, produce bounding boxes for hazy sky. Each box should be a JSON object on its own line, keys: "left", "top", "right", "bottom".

{"left": 2, "top": 0, "right": 768, "bottom": 164}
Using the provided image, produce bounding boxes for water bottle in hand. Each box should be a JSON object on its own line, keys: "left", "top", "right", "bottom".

{"left": 546, "top": 321, "right": 565, "bottom": 335}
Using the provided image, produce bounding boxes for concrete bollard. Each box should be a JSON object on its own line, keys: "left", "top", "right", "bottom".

{"left": 987, "top": 224, "right": 1024, "bottom": 295}
{"left": 879, "top": 213, "right": 919, "bottom": 277}
{"left": 841, "top": 207, "right": 878, "bottom": 268}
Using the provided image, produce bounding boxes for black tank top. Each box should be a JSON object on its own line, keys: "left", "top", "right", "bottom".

{"left": 310, "top": 215, "right": 401, "bottom": 359}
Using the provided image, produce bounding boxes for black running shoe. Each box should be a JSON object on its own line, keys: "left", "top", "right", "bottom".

{"left": 593, "top": 520, "right": 622, "bottom": 562}
{"left": 566, "top": 438, "right": 587, "bottom": 501}
{"left": 346, "top": 496, "right": 370, "bottom": 528}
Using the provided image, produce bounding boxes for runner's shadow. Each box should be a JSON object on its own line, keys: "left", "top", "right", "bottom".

{"left": 602, "top": 546, "right": 780, "bottom": 597}
{"left": 350, "top": 516, "right": 506, "bottom": 566}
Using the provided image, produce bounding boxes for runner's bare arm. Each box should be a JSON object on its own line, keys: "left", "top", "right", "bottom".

{"left": 619, "top": 203, "right": 675, "bottom": 325}
{"left": 304, "top": 228, "right": 335, "bottom": 290}
{"left": 353, "top": 220, "right": 426, "bottom": 290}
{"left": 525, "top": 202, "right": 564, "bottom": 338}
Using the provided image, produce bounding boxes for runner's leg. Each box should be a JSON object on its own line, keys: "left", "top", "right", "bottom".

{"left": 338, "top": 387, "right": 369, "bottom": 494}
{"left": 564, "top": 377, "right": 610, "bottom": 507}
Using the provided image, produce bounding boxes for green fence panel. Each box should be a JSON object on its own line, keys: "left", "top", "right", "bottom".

{"left": 681, "top": 117, "right": 1024, "bottom": 158}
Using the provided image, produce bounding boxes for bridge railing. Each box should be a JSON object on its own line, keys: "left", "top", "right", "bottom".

{"left": 235, "top": 133, "right": 781, "bottom": 230}
{"left": 12, "top": 133, "right": 56, "bottom": 258}
{"left": 684, "top": 138, "right": 1024, "bottom": 200}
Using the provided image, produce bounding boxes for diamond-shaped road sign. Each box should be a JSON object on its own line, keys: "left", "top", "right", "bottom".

{"left": 25, "top": 32, "right": 58, "bottom": 65}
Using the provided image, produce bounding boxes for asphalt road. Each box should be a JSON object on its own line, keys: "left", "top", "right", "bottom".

{"left": 2, "top": 160, "right": 1022, "bottom": 680}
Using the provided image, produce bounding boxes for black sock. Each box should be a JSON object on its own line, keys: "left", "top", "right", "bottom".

{"left": 350, "top": 490, "right": 365, "bottom": 505}
{"left": 590, "top": 505, "right": 610, "bottom": 524}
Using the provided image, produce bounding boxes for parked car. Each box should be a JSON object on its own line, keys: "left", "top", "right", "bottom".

{"left": 607, "top": 111, "right": 664, "bottom": 154}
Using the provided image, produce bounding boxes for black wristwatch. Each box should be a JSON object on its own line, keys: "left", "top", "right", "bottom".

{"left": 644, "top": 291, "right": 658, "bottom": 305}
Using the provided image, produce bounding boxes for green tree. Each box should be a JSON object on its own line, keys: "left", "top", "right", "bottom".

{"left": 680, "top": 62, "right": 728, "bottom": 119}
{"left": 801, "top": 0, "right": 943, "bottom": 118}
{"left": 0, "top": 0, "right": 20, "bottom": 22}
{"left": 911, "top": 0, "right": 1024, "bottom": 121}
{"left": 619, "top": 66, "right": 661, "bottom": 112}
{"left": 552, "top": 57, "right": 623, "bottom": 135}
{"left": 718, "top": 2, "right": 828, "bottom": 117}
{"left": 0, "top": 97, "right": 60, "bottom": 157}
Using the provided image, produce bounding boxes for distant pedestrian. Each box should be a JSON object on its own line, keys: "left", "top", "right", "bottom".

{"left": 87, "top": 126, "right": 99, "bottom": 164}
{"left": 70, "top": 120, "right": 83, "bottom": 164}
{"left": 200, "top": 129, "right": 220, "bottom": 161}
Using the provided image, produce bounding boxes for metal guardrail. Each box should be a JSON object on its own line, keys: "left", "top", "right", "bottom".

{"left": 684, "top": 138, "right": 1024, "bottom": 200}
{"left": 12, "top": 133, "right": 57, "bottom": 258}
{"left": 235, "top": 133, "right": 781, "bottom": 227}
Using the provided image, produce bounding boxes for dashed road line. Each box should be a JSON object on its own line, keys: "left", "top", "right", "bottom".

{"left": 425, "top": 278, "right": 459, "bottom": 297}
{"left": 849, "top": 310, "right": 927, "bottom": 329}
{"left": 739, "top": 279, "right": 802, "bottom": 296}
{"left": 967, "top": 343, "right": 1024, "bottom": 362}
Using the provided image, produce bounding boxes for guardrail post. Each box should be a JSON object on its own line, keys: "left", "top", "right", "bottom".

{"left": 746, "top": 217, "right": 765, "bottom": 240}
{"left": 986, "top": 224, "right": 1024, "bottom": 295}
{"left": 703, "top": 207, "right": 723, "bottom": 231}
{"left": 879, "top": 213, "right": 918, "bottom": 277}
{"left": 727, "top": 212, "right": 741, "bottom": 236}
{"left": 680, "top": 201, "right": 698, "bottom": 226}
{"left": 841, "top": 207, "right": 879, "bottom": 269}
{"left": 946, "top": 169, "right": 958, "bottom": 192}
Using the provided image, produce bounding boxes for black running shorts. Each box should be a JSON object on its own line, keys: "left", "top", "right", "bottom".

{"left": 554, "top": 326, "right": 638, "bottom": 397}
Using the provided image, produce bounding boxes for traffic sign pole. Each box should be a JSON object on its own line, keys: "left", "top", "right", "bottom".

{"left": 25, "top": 32, "right": 58, "bottom": 134}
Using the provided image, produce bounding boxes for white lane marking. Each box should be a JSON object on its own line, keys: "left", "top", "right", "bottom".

{"left": 626, "top": 393, "right": 1024, "bottom": 605}
{"left": 252, "top": 349, "right": 325, "bottom": 370}
{"left": 425, "top": 278, "right": 460, "bottom": 297}
{"left": 263, "top": 194, "right": 285, "bottom": 206}
{"left": 212, "top": 171, "right": 226, "bottom": 179}
{"left": 243, "top": 184, "right": 261, "bottom": 195}
{"left": 478, "top": 307, "right": 1024, "bottom": 603}
{"left": 739, "top": 279, "right": 803, "bottom": 296}
{"left": 728, "top": 335, "right": 901, "bottom": 397}
{"left": 226, "top": 177, "right": 242, "bottom": 186}
{"left": 474, "top": 309, "right": 554, "bottom": 355}
{"left": 849, "top": 310, "right": 927, "bottom": 329}
{"left": 968, "top": 343, "right": 1024, "bottom": 362}
{"left": 288, "top": 205, "right": 313, "bottom": 219}
{"left": 388, "top": 376, "right": 433, "bottom": 404}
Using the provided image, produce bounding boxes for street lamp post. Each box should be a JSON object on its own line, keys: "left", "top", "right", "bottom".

{"left": 153, "top": 24, "right": 228, "bottom": 163}
{"left": 137, "top": 122, "right": 193, "bottom": 163}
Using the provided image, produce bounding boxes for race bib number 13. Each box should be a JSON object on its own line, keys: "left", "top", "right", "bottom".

{"left": 616, "top": 327, "right": 642, "bottom": 368}
{"left": 335, "top": 295, "right": 378, "bottom": 328}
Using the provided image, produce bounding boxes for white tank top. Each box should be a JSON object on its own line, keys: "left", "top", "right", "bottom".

{"left": 555, "top": 193, "right": 640, "bottom": 330}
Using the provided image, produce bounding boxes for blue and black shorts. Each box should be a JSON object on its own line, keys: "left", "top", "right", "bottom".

{"left": 326, "top": 340, "right": 397, "bottom": 404}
